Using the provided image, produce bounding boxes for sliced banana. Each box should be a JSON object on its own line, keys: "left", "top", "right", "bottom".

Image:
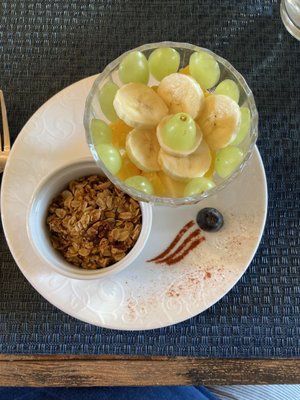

{"left": 158, "top": 139, "right": 212, "bottom": 182}
{"left": 157, "top": 115, "right": 203, "bottom": 157}
{"left": 126, "top": 128, "right": 161, "bottom": 172}
{"left": 113, "top": 83, "right": 168, "bottom": 129}
{"left": 157, "top": 73, "right": 204, "bottom": 119}
{"left": 196, "top": 94, "right": 241, "bottom": 150}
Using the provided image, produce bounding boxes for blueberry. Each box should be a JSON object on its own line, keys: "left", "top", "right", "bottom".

{"left": 196, "top": 208, "right": 224, "bottom": 232}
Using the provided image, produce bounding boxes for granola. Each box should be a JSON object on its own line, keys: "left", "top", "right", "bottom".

{"left": 46, "top": 175, "right": 142, "bottom": 269}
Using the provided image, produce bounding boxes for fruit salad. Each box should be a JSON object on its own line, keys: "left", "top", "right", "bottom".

{"left": 88, "top": 45, "right": 254, "bottom": 199}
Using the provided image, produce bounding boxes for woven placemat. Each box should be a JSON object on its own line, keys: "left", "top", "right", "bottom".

{"left": 0, "top": 0, "right": 299, "bottom": 357}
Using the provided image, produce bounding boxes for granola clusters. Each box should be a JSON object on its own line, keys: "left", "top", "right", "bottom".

{"left": 46, "top": 175, "right": 142, "bottom": 269}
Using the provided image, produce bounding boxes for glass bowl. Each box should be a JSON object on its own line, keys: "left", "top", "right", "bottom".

{"left": 84, "top": 41, "right": 258, "bottom": 206}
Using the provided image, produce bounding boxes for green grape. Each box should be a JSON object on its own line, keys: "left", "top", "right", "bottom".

{"left": 98, "top": 81, "right": 119, "bottom": 122}
{"left": 161, "top": 113, "right": 197, "bottom": 151}
{"left": 148, "top": 47, "right": 180, "bottom": 80}
{"left": 91, "top": 119, "right": 112, "bottom": 145}
{"left": 184, "top": 177, "right": 216, "bottom": 196}
{"left": 189, "top": 51, "right": 220, "bottom": 89}
{"left": 215, "top": 79, "right": 240, "bottom": 103}
{"left": 231, "top": 107, "right": 251, "bottom": 145}
{"left": 124, "top": 175, "right": 154, "bottom": 195}
{"left": 215, "top": 146, "right": 244, "bottom": 179}
{"left": 118, "top": 51, "right": 149, "bottom": 84}
{"left": 95, "top": 143, "right": 122, "bottom": 175}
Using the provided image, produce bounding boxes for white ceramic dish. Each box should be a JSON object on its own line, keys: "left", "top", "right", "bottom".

{"left": 26, "top": 159, "right": 152, "bottom": 280}
{"left": 1, "top": 76, "right": 268, "bottom": 330}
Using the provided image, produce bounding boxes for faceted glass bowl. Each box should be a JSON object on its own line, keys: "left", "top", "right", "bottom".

{"left": 84, "top": 41, "right": 258, "bottom": 206}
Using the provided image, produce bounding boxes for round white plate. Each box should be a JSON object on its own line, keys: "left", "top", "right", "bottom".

{"left": 1, "top": 76, "right": 268, "bottom": 331}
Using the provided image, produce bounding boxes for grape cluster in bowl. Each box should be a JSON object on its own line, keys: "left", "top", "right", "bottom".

{"left": 84, "top": 42, "right": 258, "bottom": 206}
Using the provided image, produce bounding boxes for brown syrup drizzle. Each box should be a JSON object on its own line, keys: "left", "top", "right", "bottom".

{"left": 147, "top": 220, "right": 205, "bottom": 265}
{"left": 165, "top": 236, "right": 205, "bottom": 265}
{"left": 156, "top": 228, "right": 201, "bottom": 264}
{"left": 147, "top": 220, "right": 195, "bottom": 262}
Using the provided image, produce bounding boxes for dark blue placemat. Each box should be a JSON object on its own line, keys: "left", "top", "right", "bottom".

{"left": 0, "top": 0, "right": 299, "bottom": 357}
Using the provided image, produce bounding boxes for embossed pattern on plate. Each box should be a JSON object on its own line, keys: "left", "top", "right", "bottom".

{"left": 1, "top": 76, "right": 267, "bottom": 330}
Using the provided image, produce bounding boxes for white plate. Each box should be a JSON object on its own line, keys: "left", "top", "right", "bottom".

{"left": 1, "top": 76, "right": 268, "bottom": 331}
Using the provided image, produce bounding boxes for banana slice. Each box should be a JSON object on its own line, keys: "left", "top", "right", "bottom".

{"left": 158, "top": 139, "right": 212, "bottom": 182}
{"left": 197, "top": 94, "right": 241, "bottom": 150}
{"left": 113, "top": 83, "right": 168, "bottom": 129}
{"left": 126, "top": 128, "right": 161, "bottom": 172}
{"left": 157, "top": 115, "right": 203, "bottom": 157}
{"left": 157, "top": 73, "right": 204, "bottom": 119}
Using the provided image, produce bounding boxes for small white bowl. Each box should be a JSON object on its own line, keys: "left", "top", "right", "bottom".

{"left": 26, "top": 158, "right": 152, "bottom": 280}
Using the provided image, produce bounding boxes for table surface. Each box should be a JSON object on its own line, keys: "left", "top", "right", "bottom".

{"left": 0, "top": 0, "right": 299, "bottom": 386}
